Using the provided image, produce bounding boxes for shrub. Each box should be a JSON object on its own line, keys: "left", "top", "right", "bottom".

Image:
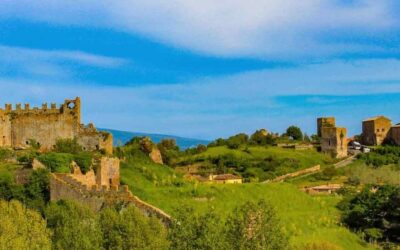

{"left": 0, "top": 148, "right": 13, "bottom": 161}
{"left": 73, "top": 152, "right": 93, "bottom": 174}
{"left": 37, "top": 153, "right": 74, "bottom": 173}
{"left": 17, "top": 151, "right": 39, "bottom": 165}
{"left": 54, "top": 138, "right": 83, "bottom": 154}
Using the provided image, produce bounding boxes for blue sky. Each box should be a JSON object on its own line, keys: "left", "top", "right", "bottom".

{"left": 1, "top": 1, "right": 400, "bottom": 139}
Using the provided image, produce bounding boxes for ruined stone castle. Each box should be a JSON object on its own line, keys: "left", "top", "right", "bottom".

{"left": 49, "top": 157, "right": 171, "bottom": 223}
{"left": 317, "top": 117, "right": 348, "bottom": 158}
{"left": 0, "top": 97, "right": 113, "bottom": 154}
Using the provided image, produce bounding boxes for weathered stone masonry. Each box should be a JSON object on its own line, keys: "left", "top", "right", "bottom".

{"left": 50, "top": 157, "right": 171, "bottom": 224}
{"left": 0, "top": 97, "right": 112, "bottom": 154}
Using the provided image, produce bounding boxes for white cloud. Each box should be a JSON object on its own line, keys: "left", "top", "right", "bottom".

{"left": 0, "top": 0, "right": 398, "bottom": 59}
{"left": 1, "top": 58, "right": 400, "bottom": 139}
{"left": 0, "top": 45, "right": 128, "bottom": 78}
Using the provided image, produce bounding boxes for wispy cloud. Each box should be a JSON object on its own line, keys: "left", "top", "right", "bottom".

{"left": 1, "top": 58, "right": 400, "bottom": 139}
{"left": 0, "top": 45, "right": 128, "bottom": 79}
{"left": 0, "top": 1, "right": 398, "bottom": 59}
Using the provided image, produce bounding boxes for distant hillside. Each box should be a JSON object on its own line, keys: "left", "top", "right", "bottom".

{"left": 100, "top": 129, "right": 210, "bottom": 149}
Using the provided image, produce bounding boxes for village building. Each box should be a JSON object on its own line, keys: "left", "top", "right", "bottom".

{"left": 209, "top": 174, "right": 243, "bottom": 184}
{"left": 387, "top": 124, "right": 400, "bottom": 145}
{"left": 318, "top": 117, "right": 348, "bottom": 158}
{"left": 361, "top": 116, "right": 392, "bottom": 146}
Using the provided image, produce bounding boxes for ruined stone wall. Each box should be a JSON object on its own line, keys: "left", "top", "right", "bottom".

{"left": 0, "top": 98, "right": 81, "bottom": 150}
{"left": 50, "top": 173, "right": 171, "bottom": 224}
{"left": 0, "top": 97, "right": 113, "bottom": 154}
{"left": 96, "top": 157, "right": 120, "bottom": 187}
{"left": 77, "top": 126, "right": 113, "bottom": 155}
{"left": 321, "top": 127, "right": 347, "bottom": 158}
{"left": 317, "top": 117, "right": 335, "bottom": 137}
{"left": 0, "top": 110, "right": 11, "bottom": 147}
{"left": 388, "top": 126, "right": 400, "bottom": 145}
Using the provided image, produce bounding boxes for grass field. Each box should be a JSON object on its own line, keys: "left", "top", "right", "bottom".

{"left": 176, "top": 145, "right": 337, "bottom": 181}
{"left": 345, "top": 159, "right": 400, "bottom": 185}
{"left": 120, "top": 157, "right": 373, "bottom": 249}
{"left": 189, "top": 145, "right": 336, "bottom": 167}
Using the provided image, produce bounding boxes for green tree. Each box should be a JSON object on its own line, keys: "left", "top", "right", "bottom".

{"left": 226, "top": 133, "right": 249, "bottom": 149}
{"left": 225, "top": 200, "right": 288, "bottom": 250}
{"left": 338, "top": 185, "right": 400, "bottom": 243}
{"left": 250, "top": 129, "right": 268, "bottom": 145}
{"left": 158, "top": 139, "right": 179, "bottom": 151}
{"left": 100, "top": 206, "right": 169, "bottom": 250}
{"left": 24, "top": 169, "right": 50, "bottom": 211}
{"left": 45, "top": 200, "right": 103, "bottom": 250}
{"left": 157, "top": 139, "right": 181, "bottom": 165}
{"left": 286, "top": 126, "right": 303, "bottom": 141}
{"left": 0, "top": 200, "right": 51, "bottom": 250}
{"left": 169, "top": 206, "right": 226, "bottom": 250}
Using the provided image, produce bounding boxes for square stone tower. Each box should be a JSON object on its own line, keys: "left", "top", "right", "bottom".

{"left": 318, "top": 117, "right": 347, "bottom": 158}
{"left": 362, "top": 116, "right": 391, "bottom": 145}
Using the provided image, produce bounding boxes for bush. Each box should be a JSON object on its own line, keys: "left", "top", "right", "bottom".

{"left": 54, "top": 138, "right": 83, "bottom": 154}
{"left": 0, "top": 148, "right": 13, "bottom": 161}
{"left": 17, "top": 151, "right": 39, "bottom": 165}
{"left": 73, "top": 152, "right": 93, "bottom": 174}
{"left": 0, "top": 200, "right": 51, "bottom": 250}
{"left": 37, "top": 153, "right": 74, "bottom": 173}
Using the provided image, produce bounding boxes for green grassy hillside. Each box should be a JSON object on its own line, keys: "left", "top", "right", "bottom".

{"left": 176, "top": 145, "right": 337, "bottom": 181}
{"left": 120, "top": 157, "right": 373, "bottom": 249}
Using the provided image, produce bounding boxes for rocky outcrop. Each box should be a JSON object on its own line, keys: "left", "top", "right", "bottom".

{"left": 149, "top": 147, "right": 163, "bottom": 165}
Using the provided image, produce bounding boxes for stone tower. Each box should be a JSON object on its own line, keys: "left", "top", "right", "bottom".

{"left": 318, "top": 117, "right": 347, "bottom": 158}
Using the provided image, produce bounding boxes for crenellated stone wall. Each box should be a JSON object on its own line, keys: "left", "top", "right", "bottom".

{"left": 50, "top": 173, "right": 171, "bottom": 224}
{"left": 49, "top": 156, "right": 171, "bottom": 224}
{"left": 0, "top": 97, "right": 113, "bottom": 154}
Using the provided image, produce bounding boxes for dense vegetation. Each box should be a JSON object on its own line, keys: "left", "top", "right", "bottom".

{"left": 119, "top": 152, "right": 373, "bottom": 249}
{"left": 338, "top": 185, "right": 400, "bottom": 245}
{"left": 3, "top": 132, "right": 400, "bottom": 249}
{"left": 359, "top": 146, "right": 400, "bottom": 169}
{"left": 169, "top": 200, "right": 288, "bottom": 250}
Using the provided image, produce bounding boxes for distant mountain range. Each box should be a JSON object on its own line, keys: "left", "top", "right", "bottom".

{"left": 100, "top": 129, "right": 210, "bottom": 149}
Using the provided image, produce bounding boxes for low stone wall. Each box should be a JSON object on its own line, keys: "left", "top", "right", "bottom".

{"left": 271, "top": 165, "right": 321, "bottom": 182}
{"left": 50, "top": 173, "right": 171, "bottom": 224}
